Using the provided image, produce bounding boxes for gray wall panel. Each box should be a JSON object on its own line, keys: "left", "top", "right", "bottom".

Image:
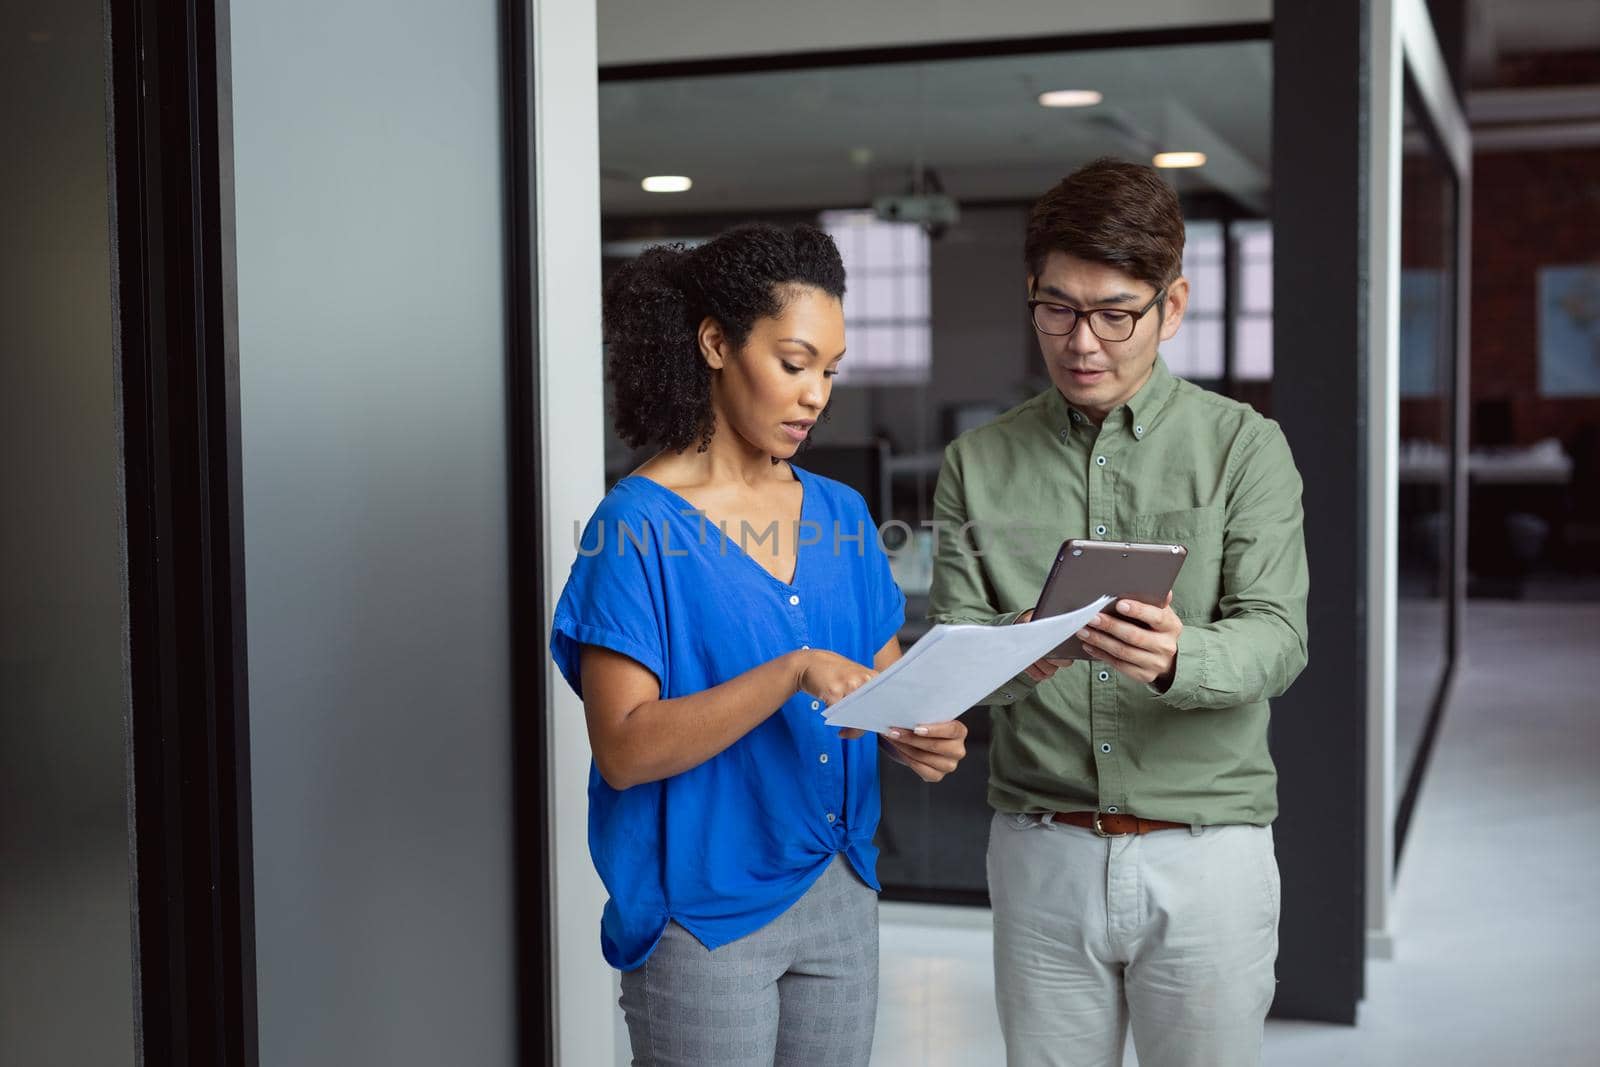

{"left": 230, "top": 1, "right": 514, "bottom": 1062}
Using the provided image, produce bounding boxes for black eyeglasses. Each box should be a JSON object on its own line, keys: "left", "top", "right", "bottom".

{"left": 1028, "top": 288, "right": 1167, "bottom": 343}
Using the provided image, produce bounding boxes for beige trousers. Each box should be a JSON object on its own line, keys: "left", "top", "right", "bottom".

{"left": 988, "top": 811, "right": 1280, "bottom": 1067}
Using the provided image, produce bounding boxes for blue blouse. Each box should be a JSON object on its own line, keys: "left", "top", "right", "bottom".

{"left": 550, "top": 465, "right": 906, "bottom": 971}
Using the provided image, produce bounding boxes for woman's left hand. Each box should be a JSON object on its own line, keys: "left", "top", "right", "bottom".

{"left": 878, "top": 720, "right": 968, "bottom": 783}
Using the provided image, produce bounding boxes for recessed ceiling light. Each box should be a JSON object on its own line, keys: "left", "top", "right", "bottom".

{"left": 641, "top": 175, "right": 692, "bottom": 193}
{"left": 1037, "top": 89, "right": 1103, "bottom": 108}
{"left": 1153, "top": 151, "right": 1207, "bottom": 169}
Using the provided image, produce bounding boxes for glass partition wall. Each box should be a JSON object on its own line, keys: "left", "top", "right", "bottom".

{"left": 599, "top": 36, "right": 1272, "bottom": 901}
{"left": 1389, "top": 27, "right": 1471, "bottom": 865}
{"left": 1394, "top": 77, "right": 1461, "bottom": 799}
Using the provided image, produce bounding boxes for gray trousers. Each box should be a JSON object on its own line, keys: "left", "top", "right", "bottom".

{"left": 619, "top": 854, "right": 879, "bottom": 1067}
{"left": 989, "top": 812, "right": 1280, "bottom": 1067}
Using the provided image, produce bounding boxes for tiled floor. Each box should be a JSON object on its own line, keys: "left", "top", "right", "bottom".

{"left": 870, "top": 601, "right": 1600, "bottom": 1066}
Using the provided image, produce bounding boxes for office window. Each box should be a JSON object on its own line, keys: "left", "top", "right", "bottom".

{"left": 819, "top": 210, "right": 932, "bottom": 385}
{"left": 1162, "top": 221, "right": 1225, "bottom": 380}
{"left": 1233, "top": 220, "right": 1274, "bottom": 380}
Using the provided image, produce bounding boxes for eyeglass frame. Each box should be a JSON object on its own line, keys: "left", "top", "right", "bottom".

{"left": 1027, "top": 286, "right": 1168, "bottom": 343}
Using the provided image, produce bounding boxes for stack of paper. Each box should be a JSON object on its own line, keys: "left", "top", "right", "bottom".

{"left": 822, "top": 595, "right": 1115, "bottom": 732}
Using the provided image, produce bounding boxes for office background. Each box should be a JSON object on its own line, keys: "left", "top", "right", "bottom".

{"left": 3, "top": 0, "right": 1597, "bottom": 1064}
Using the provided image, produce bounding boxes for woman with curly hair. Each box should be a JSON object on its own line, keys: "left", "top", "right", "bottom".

{"left": 550, "top": 221, "right": 968, "bottom": 1066}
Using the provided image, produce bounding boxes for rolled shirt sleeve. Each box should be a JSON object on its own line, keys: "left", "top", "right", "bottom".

{"left": 1153, "top": 422, "right": 1310, "bottom": 711}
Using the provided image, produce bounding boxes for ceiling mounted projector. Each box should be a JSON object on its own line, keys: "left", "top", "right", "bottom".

{"left": 872, "top": 192, "right": 960, "bottom": 228}
{"left": 872, "top": 166, "right": 959, "bottom": 237}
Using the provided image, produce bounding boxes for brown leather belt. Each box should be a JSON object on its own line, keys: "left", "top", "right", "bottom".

{"left": 1047, "top": 811, "right": 1189, "bottom": 837}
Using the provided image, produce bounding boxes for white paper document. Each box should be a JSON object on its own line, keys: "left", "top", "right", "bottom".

{"left": 821, "top": 595, "right": 1116, "bottom": 733}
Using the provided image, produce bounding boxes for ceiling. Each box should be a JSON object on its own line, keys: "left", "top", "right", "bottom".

{"left": 1469, "top": 0, "right": 1600, "bottom": 80}
{"left": 599, "top": 41, "right": 1273, "bottom": 218}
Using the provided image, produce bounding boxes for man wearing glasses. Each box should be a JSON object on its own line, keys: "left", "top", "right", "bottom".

{"left": 929, "top": 157, "right": 1309, "bottom": 1067}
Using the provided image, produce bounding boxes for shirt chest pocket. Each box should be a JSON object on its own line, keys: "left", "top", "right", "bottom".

{"left": 1127, "top": 506, "right": 1223, "bottom": 622}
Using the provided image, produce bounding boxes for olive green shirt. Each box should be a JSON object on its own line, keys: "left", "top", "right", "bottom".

{"left": 928, "top": 358, "right": 1309, "bottom": 826}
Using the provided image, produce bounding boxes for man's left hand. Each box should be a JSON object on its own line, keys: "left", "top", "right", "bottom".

{"left": 1077, "top": 593, "right": 1183, "bottom": 691}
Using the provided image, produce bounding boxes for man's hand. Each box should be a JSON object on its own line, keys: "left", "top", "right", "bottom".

{"left": 1015, "top": 609, "right": 1073, "bottom": 681}
{"left": 881, "top": 719, "right": 968, "bottom": 782}
{"left": 1077, "top": 594, "right": 1183, "bottom": 690}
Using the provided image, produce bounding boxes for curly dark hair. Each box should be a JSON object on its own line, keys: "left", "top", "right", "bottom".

{"left": 603, "top": 221, "right": 846, "bottom": 454}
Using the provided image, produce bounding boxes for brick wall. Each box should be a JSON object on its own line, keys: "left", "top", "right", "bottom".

{"left": 1469, "top": 147, "right": 1600, "bottom": 454}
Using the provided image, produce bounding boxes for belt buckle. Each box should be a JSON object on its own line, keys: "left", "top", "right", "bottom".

{"left": 1093, "top": 811, "right": 1130, "bottom": 838}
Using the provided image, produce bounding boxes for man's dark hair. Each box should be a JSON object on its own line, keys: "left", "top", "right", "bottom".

{"left": 603, "top": 222, "right": 846, "bottom": 454}
{"left": 1025, "top": 157, "right": 1186, "bottom": 290}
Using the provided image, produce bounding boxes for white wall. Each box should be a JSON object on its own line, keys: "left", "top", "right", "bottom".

{"left": 1367, "top": 0, "right": 1401, "bottom": 961}
{"left": 599, "top": 0, "right": 1270, "bottom": 66}
{"left": 532, "top": 1, "right": 617, "bottom": 1065}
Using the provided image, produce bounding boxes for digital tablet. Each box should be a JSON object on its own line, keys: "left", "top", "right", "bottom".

{"left": 1032, "top": 539, "right": 1188, "bottom": 661}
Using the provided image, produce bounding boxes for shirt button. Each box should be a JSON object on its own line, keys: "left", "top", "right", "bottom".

{"left": 801, "top": 644, "right": 810, "bottom": 650}
{"left": 811, "top": 700, "right": 821, "bottom": 711}
{"left": 1071, "top": 411, "right": 1083, "bottom": 423}
{"left": 1096, "top": 455, "right": 1107, "bottom": 466}
{"left": 1107, "top": 805, "right": 1120, "bottom": 813}
{"left": 789, "top": 594, "right": 800, "bottom": 606}
{"left": 819, "top": 753, "right": 829, "bottom": 764}
{"left": 1098, "top": 670, "right": 1110, "bottom": 682}
{"left": 1100, "top": 743, "right": 1113, "bottom": 754}
{"left": 1135, "top": 425, "right": 1145, "bottom": 437}
{"left": 825, "top": 812, "right": 836, "bottom": 823}
{"left": 1059, "top": 428, "right": 1070, "bottom": 441}
{"left": 1095, "top": 525, "right": 1107, "bottom": 537}
{"left": 1001, "top": 690, "right": 1014, "bottom": 701}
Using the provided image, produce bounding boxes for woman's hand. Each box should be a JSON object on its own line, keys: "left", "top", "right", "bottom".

{"left": 881, "top": 720, "right": 968, "bottom": 782}
{"left": 796, "top": 649, "right": 877, "bottom": 709}
{"left": 796, "top": 649, "right": 879, "bottom": 741}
